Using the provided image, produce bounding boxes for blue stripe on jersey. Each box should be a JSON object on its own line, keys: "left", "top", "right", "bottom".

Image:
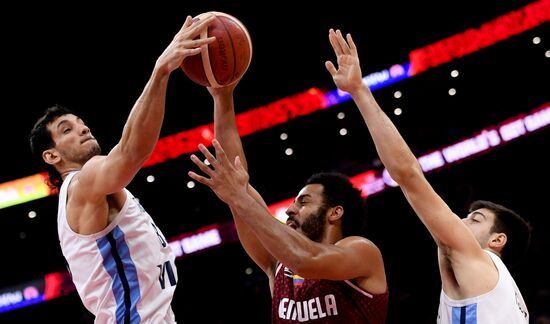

{"left": 452, "top": 303, "right": 477, "bottom": 324}
{"left": 97, "top": 226, "right": 142, "bottom": 324}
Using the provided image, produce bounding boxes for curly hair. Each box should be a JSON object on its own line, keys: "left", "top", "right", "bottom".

{"left": 305, "top": 172, "right": 367, "bottom": 237}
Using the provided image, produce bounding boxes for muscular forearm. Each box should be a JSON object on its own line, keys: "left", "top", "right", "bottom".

{"left": 213, "top": 94, "right": 249, "bottom": 170}
{"left": 212, "top": 90, "right": 273, "bottom": 269}
{"left": 119, "top": 68, "right": 170, "bottom": 164}
{"left": 229, "top": 192, "right": 319, "bottom": 272}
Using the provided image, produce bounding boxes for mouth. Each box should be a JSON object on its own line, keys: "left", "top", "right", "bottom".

{"left": 286, "top": 219, "right": 298, "bottom": 229}
{"left": 81, "top": 137, "right": 95, "bottom": 144}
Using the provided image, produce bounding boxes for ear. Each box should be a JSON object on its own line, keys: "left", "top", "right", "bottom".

{"left": 328, "top": 205, "right": 344, "bottom": 223}
{"left": 489, "top": 232, "right": 507, "bottom": 250}
{"left": 42, "top": 148, "right": 61, "bottom": 165}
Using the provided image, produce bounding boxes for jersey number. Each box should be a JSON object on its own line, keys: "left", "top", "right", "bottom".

{"left": 158, "top": 260, "right": 177, "bottom": 289}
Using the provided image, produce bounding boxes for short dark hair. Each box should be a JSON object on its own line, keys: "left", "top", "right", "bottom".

{"left": 469, "top": 200, "right": 532, "bottom": 268}
{"left": 29, "top": 104, "right": 75, "bottom": 190}
{"left": 305, "top": 172, "right": 367, "bottom": 237}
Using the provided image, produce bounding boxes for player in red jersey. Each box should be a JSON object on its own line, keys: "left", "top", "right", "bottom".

{"left": 188, "top": 29, "right": 389, "bottom": 323}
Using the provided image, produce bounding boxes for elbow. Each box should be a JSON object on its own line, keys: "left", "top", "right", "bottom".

{"left": 283, "top": 254, "right": 306, "bottom": 275}
{"left": 285, "top": 252, "right": 321, "bottom": 279}
{"left": 388, "top": 160, "right": 424, "bottom": 184}
{"left": 119, "top": 144, "right": 152, "bottom": 167}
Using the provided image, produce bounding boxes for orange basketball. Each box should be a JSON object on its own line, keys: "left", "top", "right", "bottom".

{"left": 181, "top": 11, "right": 252, "bottom": 88}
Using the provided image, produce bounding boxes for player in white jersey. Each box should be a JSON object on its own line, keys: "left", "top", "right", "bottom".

{"left": 321, "top": 29, "right": 532, "bottom": 323}
{"left": 29, "top": 14, "right": 217, "bottom": 322}
{"left": 437, "top": 250, "right": 528, "bottom": 323}
{"left": 58, "top": 171, "right": 177, "bottom": 322}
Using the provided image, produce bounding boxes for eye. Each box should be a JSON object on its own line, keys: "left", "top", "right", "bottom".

{"left": 63, "top": 128, "right": 71, "bottom": 134}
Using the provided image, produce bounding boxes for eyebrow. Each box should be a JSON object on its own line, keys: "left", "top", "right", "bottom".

{"left": 471, "top": 211, "right": 487, "bottom": 219}
{"left": 56, "top": 116, "right": 82, "bottom": 130}
{"left": 296, "top": 194, "right": 312, "bottom": 202}
{"left": 56, "top": 119, "right": 69, "bottom": 130}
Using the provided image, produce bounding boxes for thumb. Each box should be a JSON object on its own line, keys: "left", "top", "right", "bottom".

{"left": 325, "top": 61, "right": 338, "bottom": 76}
{"left": 325, "top": 61, "right": 337, "bottom": 75}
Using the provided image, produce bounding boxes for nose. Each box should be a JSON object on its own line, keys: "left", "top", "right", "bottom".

{"left": 285, "top": 203, "right": 298, "bottom": 217}
{"left": 80, "top": 124, "right": 91, "bottom": 135}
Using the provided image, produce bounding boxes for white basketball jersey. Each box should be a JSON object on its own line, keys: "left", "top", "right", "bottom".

{"left": 57, "top": 171, "right": 178, "bottom": 323}
{"left": 437, "top": 250, "right": 528, "bottom": 324}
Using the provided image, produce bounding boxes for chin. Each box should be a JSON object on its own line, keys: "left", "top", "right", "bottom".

{"left": 90, "top": 144, "right": 102, "bottom": 156}
{"left": 82, "top": 146, "right": 101, "bottom": 162}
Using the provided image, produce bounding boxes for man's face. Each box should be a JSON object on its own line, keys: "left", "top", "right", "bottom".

{"left": 462, "top": 208, "right": 497, "bottom": 248}
{"left": 46, "top": 114, "right": 101, "bottom": 166}
{"left": 285, "top": 184, "right": 329, "bottom": 242}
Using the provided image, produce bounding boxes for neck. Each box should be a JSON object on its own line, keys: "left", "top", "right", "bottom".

{"left": 322, "top": 226, "right": 344, "bottom": 244}
{"left": 484, "top": 248, "right": 502, "bottom": 258}
{"left": 60, "top": 168, "right": 80, "bottom": 180}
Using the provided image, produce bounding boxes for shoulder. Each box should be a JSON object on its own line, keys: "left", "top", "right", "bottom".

{"left": 72, "top": 155, "right": 106, "bottom": 185}
{"left": 337, "top": 236, "right": 387, "bottom": 291}
{"left": 81, "top": 154, "right": 106, "bottom": 171}
{"left": 336, "top": 236, "right": 382, "bottom": 256}
{"left": 68, "top": 156, "right": 108, "bottom": 200}
{"left": 336, "top": 235, "right": 377, "bottom": 247}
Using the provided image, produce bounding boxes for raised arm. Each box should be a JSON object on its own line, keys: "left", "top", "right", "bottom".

{"left": 79, "top": 15, "right": 216, "bottom": 197}
{"left": 325, "top": 29, "right": 481, "bottom": 256}
{"left": 208, "top": 85, "right": 278, "bottom": 277}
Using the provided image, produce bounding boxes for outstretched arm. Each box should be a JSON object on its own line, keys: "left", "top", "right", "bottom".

{"left": 208, "top": 85, "right": 277, "bottom": 277}
{"left": 79, "top": 15, "right": 216, "bottom": 198}
{"left": 325, "top": 29, "right": 481, "bottom": 256}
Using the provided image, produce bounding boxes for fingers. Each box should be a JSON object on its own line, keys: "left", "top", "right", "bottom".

{"left": 334, "top": 29, "right": 351, "bottom": 55}
{"left": 191, "top": 37, "right": 216, "bottom": 47}
{"left": 182, "top": 15, "right": 193, "bottom": 29}
{"left": 190, "top": 154, "right": 214, "bottom": 177}
{"left": 177, "top": 13, "right": 216, "bottom": 47}
{"left": 193, "top": 139, "right": 230, "bottom": 172}
{"left": 211, "top": 139, "right": 227, "bottom": 163}
{"left": 188, "top": 170, "right": 210, "bottom": 186}
{"left": 189, "top": 139, "right": 233, "bottom": 186}
{"left": 192, "top": 14, "right": 216, "bottom": 34}
{"left": 185, "top": 13, "right": 216, "bottom": 33}
{"left": 329, "top": 28, "right": 353, "bottom": 56}
{"left": 197, "top": 143, "right": 219, "bottom": 168}
{"left": 346, "top": 33, "right": 358, "bottom": 56}
{"left": 328, "top": 29, "right": 342, "bottom": 55}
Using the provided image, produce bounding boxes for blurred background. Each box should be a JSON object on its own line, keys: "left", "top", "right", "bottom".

{"left": 0, "top": 1, "right": 548, "bottom": 323}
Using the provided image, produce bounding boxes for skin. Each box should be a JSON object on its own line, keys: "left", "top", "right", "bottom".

{"left": 42, "top": 15, "right": 217, "bottom": 235}
{"left": 189, "top": 73, "right": 386, "bottom": 297}
{"left": 324, "top": 28, "right": 505, "bottom": 299}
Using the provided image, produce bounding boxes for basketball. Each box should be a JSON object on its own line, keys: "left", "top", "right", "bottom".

{"left": 181, "top": 11, "right": 252, "bottom": 88}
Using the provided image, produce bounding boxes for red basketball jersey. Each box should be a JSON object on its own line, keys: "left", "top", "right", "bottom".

{"left": 272, "top": 263, "right": 388, "bottom": 323}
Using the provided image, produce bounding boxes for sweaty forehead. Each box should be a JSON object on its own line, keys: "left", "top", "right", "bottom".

{"left": 296, "top": 184, "right": 324, "bottom": 201}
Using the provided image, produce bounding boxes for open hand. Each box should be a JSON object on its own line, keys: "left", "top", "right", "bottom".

{"left": 325, "top": 29, "right": 364, "bottom": 95}
{"left": 188, "top": 139, "right": 250, "bottom": 204}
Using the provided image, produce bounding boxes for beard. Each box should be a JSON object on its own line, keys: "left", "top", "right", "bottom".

{"left": 82, "top": 143, "right": 102, "bottom": 163}
{"left": 299, "top": 204, "right": 329, "bottom": 242}
{"left": 67, "top": 142, "right": 102, "bottom": 165}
